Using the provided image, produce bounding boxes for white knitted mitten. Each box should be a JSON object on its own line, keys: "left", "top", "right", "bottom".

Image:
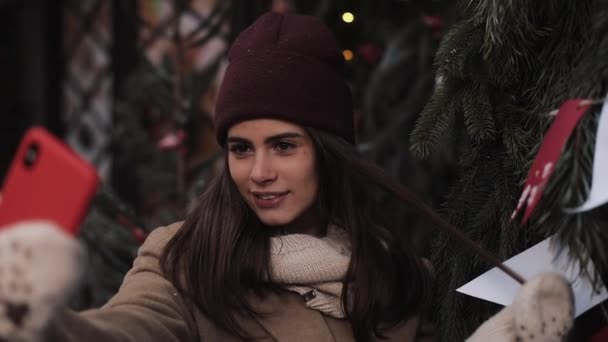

{"left": 0, "top": 221, "right": 85, "bottom": 342}
{"left": 467, "top": 272, "right": 574, "bottom": 342}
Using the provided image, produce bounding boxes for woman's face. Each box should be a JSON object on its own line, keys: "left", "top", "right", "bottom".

{"left": 227, "top": 119, "right": 319, "bottom": 230}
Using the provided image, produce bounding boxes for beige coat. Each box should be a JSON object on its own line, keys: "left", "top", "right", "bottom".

{"left": 46, "top": 222, "right": 433, "bottom": 341}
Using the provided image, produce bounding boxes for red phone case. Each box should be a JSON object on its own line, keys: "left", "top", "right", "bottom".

{"left": 0, "top": 126, "right": 99, "bottom": 235}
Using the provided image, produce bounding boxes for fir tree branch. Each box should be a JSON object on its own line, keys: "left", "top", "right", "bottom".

{"left": 434, "top": 21, "right": 481, "bottom": 80}
{"left": 462, "top": 82, "right": 496, "bottom": 142}
{"left": 410, "top": 82, "right": 457, "bottom": 158}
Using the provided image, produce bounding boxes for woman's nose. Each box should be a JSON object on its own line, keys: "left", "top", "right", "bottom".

{"left": 250, "top": 154, "right": 277, "bottom": 185}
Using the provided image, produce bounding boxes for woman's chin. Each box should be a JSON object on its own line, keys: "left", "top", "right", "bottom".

{"left": 258, "top": 214, "right": 293, "bottom": 227}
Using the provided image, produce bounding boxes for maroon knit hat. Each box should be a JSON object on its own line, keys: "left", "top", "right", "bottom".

{"left": 214, "top": 11, "right": 355, "bottom": 146}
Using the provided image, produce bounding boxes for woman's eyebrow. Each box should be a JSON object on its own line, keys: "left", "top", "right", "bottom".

{"left": 264, "top": 132, "right": 304, "bottom": 144}
{"left": 226, "top": 136, "right": 251, "bottom": 144}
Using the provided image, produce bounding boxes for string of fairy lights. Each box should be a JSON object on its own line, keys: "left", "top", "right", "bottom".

{"left": 340, "top": 11, "right": 355, "bottom": 61}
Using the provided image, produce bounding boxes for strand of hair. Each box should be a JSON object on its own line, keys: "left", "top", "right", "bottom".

{"left": 360, "top": 161, "right": 526, "bottom": 284}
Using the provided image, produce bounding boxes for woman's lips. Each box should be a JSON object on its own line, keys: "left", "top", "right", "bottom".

{"left": 251, "top": 191, "right": 288, "bottom": 209}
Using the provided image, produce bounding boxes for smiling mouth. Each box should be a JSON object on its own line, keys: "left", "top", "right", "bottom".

{"left": 252, "top": 191, "right": 288, "bottom": 198}
{"left": 251, "top": 191, "right": 289, "bottom": 208}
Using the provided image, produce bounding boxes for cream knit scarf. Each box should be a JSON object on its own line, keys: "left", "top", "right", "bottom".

{"left": 269, "top": 226, "right": 351, "bottom": 318}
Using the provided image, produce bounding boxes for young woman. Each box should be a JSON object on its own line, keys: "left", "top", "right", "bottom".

{"left": 162, "top": 9, "right": 439, "bottom": 339}
{"left": 0, "top": 11, "right": 573, "bottom": 342}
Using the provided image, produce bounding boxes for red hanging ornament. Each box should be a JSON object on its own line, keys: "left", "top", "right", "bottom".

{"left": 510, "top": 99, "right": 591, "bottom": 224}
{"left": 591, "top": 325, "right": 608, "bottom": 342}
{"left": 421, "top": 15, "right": 444, "bottom": 40}
{"left": 357, "top": 43, "right": 383, "bottom": 65}
{"left": 157, "top": 129, "right": 187, "bottom": 155}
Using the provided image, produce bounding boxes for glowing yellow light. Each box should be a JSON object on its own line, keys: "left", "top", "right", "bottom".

{"left": 342, "top": 12, "right": 355, "bottom": 23}
{"left": 342, "top": 49, "right": 354, "bottom": 61}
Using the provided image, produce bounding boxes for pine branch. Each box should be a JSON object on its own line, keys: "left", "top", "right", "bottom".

{"left": 462, "top": 82, "right": 496, "bottom": 143}
{"left": 410, "top": 82, "right": 457, "bottom": 158}
{"left": 499, "top": 104, "right": 535, "bottom": 170}
{"left": 434, "top": 21, "right": 482, "bottom": 80}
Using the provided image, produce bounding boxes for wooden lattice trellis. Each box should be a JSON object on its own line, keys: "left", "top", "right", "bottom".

{"left": 64, "top": 0, "right": 238, "bottom": 310}
{"left": 63, "top": 0, "right": 113, "bottom": 179}
{"left": 62, "top": 0, "right": 233, "bottom": 181}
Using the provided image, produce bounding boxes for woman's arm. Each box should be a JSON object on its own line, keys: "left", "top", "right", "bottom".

{"left": 47, "top": 222, "right": 198, "bottom": 342}
{"left": 0, "top": 221, "right": 198, "bottom": 342}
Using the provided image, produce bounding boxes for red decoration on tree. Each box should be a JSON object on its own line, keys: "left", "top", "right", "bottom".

{"left": 510, "top": 99, "right": 591, "bottom": 224}
{"left": 357, "top": 43, "right": 383, "bottom": 65}
{"left": 157, "top": 129, "right": 186, "bottom": 155}
{"left": 421, "top": 15, "right": 444, "bottom": 40}
{"left": 591, "top": 326, "right": 608, "bottom": 342}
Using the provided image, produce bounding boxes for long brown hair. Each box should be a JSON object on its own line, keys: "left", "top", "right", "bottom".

{"left": 160, "top": 127, "right": 432, "bottom": 340}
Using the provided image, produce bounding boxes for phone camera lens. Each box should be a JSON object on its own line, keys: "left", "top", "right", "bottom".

{"left": 24, "top": 143, "right": 39, "bottom": 168}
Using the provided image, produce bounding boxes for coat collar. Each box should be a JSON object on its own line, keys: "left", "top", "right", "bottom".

{"left": 238, "top": 291, "right": 420, "bottom": 341}
{"left": 245, "top": 291, "right": 346, "bottom": 342}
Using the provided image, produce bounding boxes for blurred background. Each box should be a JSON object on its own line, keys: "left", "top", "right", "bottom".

{"left": 0, "top": 0, "right": 459, "bottom": 310}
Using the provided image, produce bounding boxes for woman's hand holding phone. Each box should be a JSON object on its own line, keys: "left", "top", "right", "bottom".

{"left": 0, "top": 127, "right": 96, "bottom": 340}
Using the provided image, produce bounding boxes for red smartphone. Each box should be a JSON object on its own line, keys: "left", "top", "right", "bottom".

{"left": 0, "top": 126, "right": 100, "bottom": 235}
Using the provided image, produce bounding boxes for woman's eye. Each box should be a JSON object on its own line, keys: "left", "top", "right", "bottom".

{"left": 274, "top": 141, "right": 295, "bottom": 152}
{"left": 228, "top": 144, "right": 252, "bottom": 155}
